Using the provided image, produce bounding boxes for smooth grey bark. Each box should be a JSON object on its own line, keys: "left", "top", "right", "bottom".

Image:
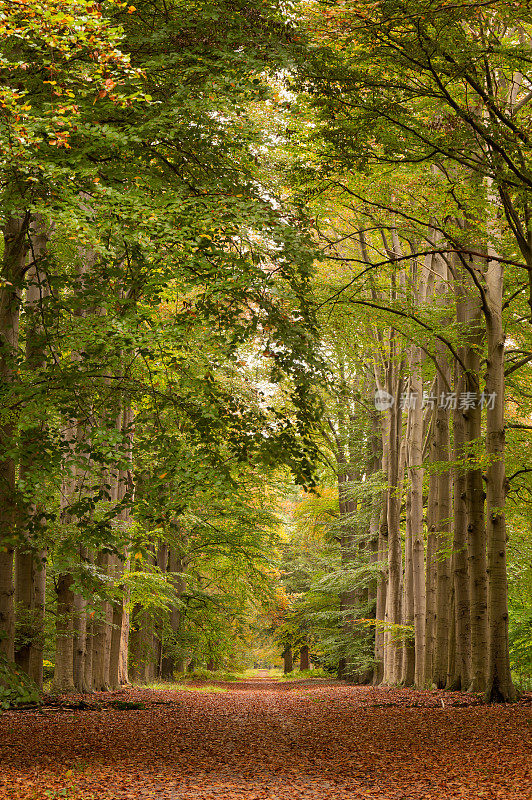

{"left": 427, "top": 252, "right": 453, "bottom": 690}
{"left": 432, "top": 347, "right": 452, "bottom": 689}
{"left": 451, "top": 249, "right": 489, "bottom": 694}
{"left": 424, "top": 458, "right": 437, "bottom": 687}
{"left": 449, "top": 358, "right": 471, "bottom": 691}
{"left": 365, "top": 419, "right": 383, "bottom": 686}
{"left": 409, "top": 349, "right": 426, "bottom": 689}
{"left": 373, "top": 395, "right": 388, "bottom": 686}
{"left": 484, "top": 249, "right": 516, "bottom": 702}
{"left": 373, "top": 502, "right": 388, "bottom": 686}
{"left": 379, "top": 329, "right": 404, "bottom": 686}
{"left": 383, "top": 367, "right": 404, "bottom": 685}
{"left": 463, "top": 321, "right": 489, "bottom": 694}
{"left": 401, "top": 342, "right": 426, "bottom": 689}
{"left": 109, "top": 586, "right": 124, "bottom": 690}
{"left": 401, "top": 476, "right": 415, "bottom": 686}
{"left": 118, "top": 604, "right": 130, "bottom": 685}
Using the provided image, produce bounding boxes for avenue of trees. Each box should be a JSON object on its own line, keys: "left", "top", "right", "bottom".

{"left": 0, "top": 0, "right": 531, "bottom": 705}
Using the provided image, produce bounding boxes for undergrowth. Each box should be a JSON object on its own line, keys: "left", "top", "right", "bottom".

{"left": 0, "top": 655, "right": 41, "bottom": 709}
{"left": 138, "top": 680, "right": 228, "bottom": 693}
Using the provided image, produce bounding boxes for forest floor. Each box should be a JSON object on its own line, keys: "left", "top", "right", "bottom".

{"left": 1, "top": 678, "right": 531, "bottom": 800}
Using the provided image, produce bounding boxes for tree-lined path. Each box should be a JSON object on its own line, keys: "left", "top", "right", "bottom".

{"left": 2, "top": 1, "right": 532, "bottom": 797}
{"left": 1, "top": 679, "right": 531, "bottom": 800}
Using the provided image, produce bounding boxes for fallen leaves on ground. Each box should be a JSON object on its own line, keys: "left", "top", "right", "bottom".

{"left": 0, "top": 679, "right": 531, "bottom": 800}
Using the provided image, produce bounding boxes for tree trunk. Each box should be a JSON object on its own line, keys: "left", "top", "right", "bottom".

{"left": 161, "top": 548, "right": 185, "bottom": 680}
{"left": 73, "top": 592, "right": 89, "bottom": 692}
{"left": 383, "top": 363, "right": 404, "bottom": 685}
{"left": 53, "top": 409, "right": 82, "bottom": 691}
{"left": 401, "top": 449, "right": 415, "bottom": 687}
{"left": 129, "top": 604, "right": 155, "bottom": 683}
{"left": 109, "top": 595, "right": 124, "bottom": 690}
{"left": 84, "top": 615, "right": 94, "bottom": 691}
{"left": 464, "top": 341, "right": 489, "bottom": 693}
{"left": 0, "top": 214, "right": 30, "bottom": 659}
{"left": 446, "top": 584, "right": 456, "bottom": 688}
{"left": 365, "top": 450, "right": 382, "bottom": 686}
{"left": 452, "top": 251, "right": 489, "bottom": 694}
{"left": 118, "top": 605, "right": 130, "bottom": 685}
{"left": 109, "top": 547, "right": 125, "bottom": 690}
{"left": 409, "top": 348, "right": 426, "bottom": 688}
{"left": 128, "top": 606, "right": 141, "bottom": 682}
{"left": 373, "top": 406, "right": 388, "bottom": 686}
{"left": 337, "top": 462, "right": 359, "bottom": 681}
{"left": 433, "top": 353, "right": 452, "bottom": 689}
{"left": 53, "top": 574, "right": 75, "bottom": 692}
{"left": 283, "top": 646, "right": 293, "bottom": 674}
{"left": 449, "top": 359, "right": 471, "bottom": 690}
{"left": 14, "top": 218, "right": 51, "bottom": 685}
{"left": 484, "top": 253, "right": 515, "bottom": 702}
{"left": 299, "top": 644, "right": 310, "bottom": 671}
{"left": 427, "top": 250, "right": 453, "bottom": 690}
{"left": 117, "top": 405, "right": 134, "bottom": 686}
{"left": 337, "top": 657, "right": 346, "bottom": 680}
{"left": 373, "top": 504, "right": 388, "bottom": 685}
{"left": 92, "top": 553, "right": 113, "bottom": 690}
{"left": 14, "top": 549, "right": 46, "bottom": 686}
{"left": 424, "top": 465, "right": 437, "bottom": 687}
{"left": 153, "top": 540, "right": 168, "bottom": 680}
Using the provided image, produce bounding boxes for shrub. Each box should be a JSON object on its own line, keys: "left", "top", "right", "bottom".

{"left": 0, "top": 655, "right": 41, "bottom": 709}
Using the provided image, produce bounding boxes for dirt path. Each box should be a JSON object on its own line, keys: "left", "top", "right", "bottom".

{"left": 1, "top": 680, "right": 531, "bottom": 799}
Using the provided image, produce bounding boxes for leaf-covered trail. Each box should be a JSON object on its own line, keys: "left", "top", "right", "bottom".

{"left": 1, "top": 680, "right": 531, "bottom": 800}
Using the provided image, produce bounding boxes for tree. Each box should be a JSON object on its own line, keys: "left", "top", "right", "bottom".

{"left": 284, "top": 0, "right": 531, "bottom": 701}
